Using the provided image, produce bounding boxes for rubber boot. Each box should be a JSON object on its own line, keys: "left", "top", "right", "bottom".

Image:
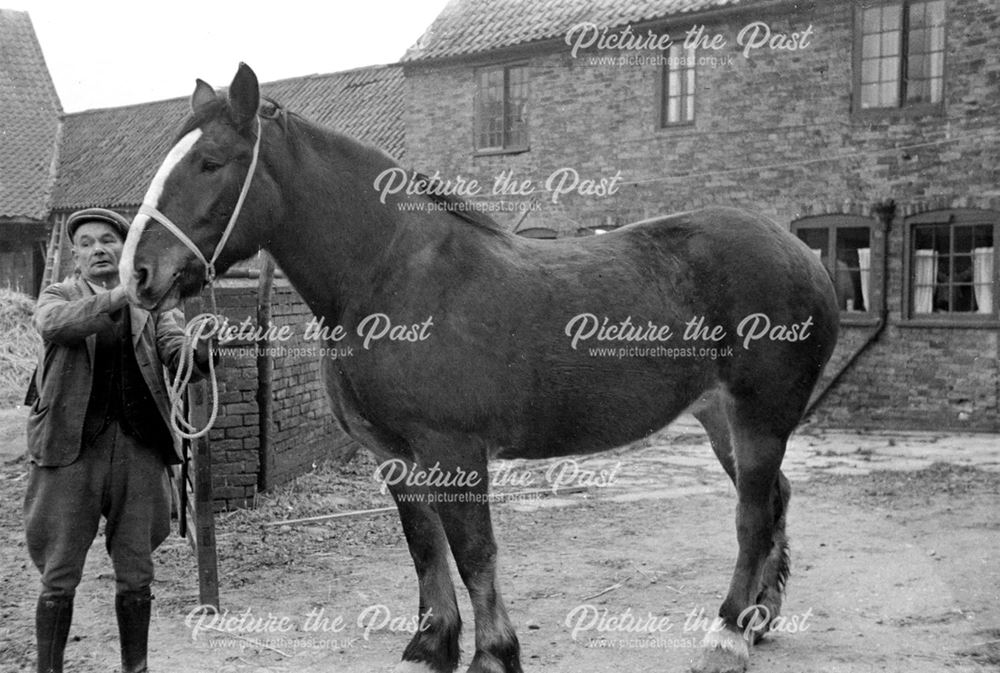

{"left": 115, "top": 588, "right": 152, "bottom": 673}
{"left": 36, "top": 594, "right": 73, "bottom": 673}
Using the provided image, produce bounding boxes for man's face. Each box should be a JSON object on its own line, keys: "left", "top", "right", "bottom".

{"left": 72, "top": 221, "right": 124, "bottom": 285}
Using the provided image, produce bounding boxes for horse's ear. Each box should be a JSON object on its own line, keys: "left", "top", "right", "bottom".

{"left": 228, "top": 63, "right": 260, "bottom": 129}
{"left": 191, "top": 79, "right": 216, "bottom": 113}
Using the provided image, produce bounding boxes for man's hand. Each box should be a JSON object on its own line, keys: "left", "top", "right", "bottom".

{"left": 36, "top": 281, "right": 130, "bottom": 345}
{"left": 194, "top": 331, "right": 214, "bottom": 369}
{"left": 109, "top": 285, "right": 130, "bottom": 311}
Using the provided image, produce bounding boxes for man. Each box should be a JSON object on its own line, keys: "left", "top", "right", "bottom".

{"left": 24, "top": 208, "right": 209, "bottom": 673}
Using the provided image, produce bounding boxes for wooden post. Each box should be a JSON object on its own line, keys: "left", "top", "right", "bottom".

{"left": 189, "top": 380, "right": 220, "bottom": 609}
{"left": 42, "top": 219, "right": 63, "bottom": 287}
{"left": 180, "top": 296, "right": 220, "bottom": 610}
{"left": 256, "top": 253, "right": 276, "bottom": 492}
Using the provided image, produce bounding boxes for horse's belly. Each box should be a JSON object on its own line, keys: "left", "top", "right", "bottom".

{"left": 495, "top": 380, "right": 699, "bottom": 460}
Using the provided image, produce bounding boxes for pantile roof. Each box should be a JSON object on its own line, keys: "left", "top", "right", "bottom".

{"left": 52, "top": 64, "right": 404, "bottom": 211}
{"left": 0, "top": 9, "right": 62, "bottom": 220}
{"left": 403, "top": 0, "right": 758, "bottom": 61}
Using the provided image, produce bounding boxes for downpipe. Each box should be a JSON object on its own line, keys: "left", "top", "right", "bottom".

{"left": 803, "top": 200, "right": 895, "bottom": 420}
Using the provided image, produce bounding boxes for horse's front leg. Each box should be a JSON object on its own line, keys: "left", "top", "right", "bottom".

{"left": 422, "top": 442, "right": 522, "bottom": 673}
{"left": 387, "top": 477, "right": 462, "bottom": 673}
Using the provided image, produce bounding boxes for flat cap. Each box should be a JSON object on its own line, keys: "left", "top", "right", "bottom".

{"left": 66, "top": 208, "right": 130, "bottom": 242}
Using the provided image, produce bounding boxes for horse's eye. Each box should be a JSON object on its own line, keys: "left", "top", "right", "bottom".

{"left": 201, "top": 159, "right": 223, "bottom": 173}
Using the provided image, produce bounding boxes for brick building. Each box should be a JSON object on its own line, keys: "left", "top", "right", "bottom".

{"left": 402, "top": 0, "right": 1000, "bottom": 431}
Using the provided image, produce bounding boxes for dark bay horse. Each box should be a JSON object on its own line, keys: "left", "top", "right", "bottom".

{"left": 120, "top": 64, "right": 838, "bottom": 673}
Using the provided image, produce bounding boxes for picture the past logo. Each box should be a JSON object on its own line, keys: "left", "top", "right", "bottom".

{"left": 373, "top": 167, "right": 624, "bottom": 205}
{"left": 564, "top": 313, "right": 815, "bottom": 351}
{"left": 565, "top": 21, "right": 815, "bottom": 59}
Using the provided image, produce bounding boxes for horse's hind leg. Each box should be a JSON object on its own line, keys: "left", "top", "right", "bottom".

{"left": 694, "top": 393, "right": 791, "bottom": 639}
{"left": 692, "top": 393, "right": 790, "bottom": 673}
{"left": 755, "top": 472, "right": 791, "bottom": 642}
{"left": 388, "top": 479, "right": 462, "bottom": 673}
{"left": 692, "top": 391, "right": 736, "bottom": 483}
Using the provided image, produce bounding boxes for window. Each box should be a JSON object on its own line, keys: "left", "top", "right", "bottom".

{"left": 908, "top": 211, "right": 997, "bottom": 317}
{"left": 475, "top": 64, "right": 528, "bottom": 152}
{"left": 854, "top": 0, "right": 945, "bottom": 112}
{"left": 793, "top": 216, "right": 875, "bottom": 313}
{"left": 660, "top": 44, "right": 696, "bottom": 126}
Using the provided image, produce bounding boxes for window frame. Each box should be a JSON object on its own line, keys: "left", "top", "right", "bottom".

{"left": 792, "top": 215, "right": 881, "bottom": 325}
{"left": 473, "top": 62, "right": 530, "bottom": 155}
{"left": 851, "top": 0, "right": 947, "bottom": 118}
{"left": 657, "top": 43, "right": 697, "bottom": 129}
{"left": 903, "top": 209, "right": 1000, "bottom": 325}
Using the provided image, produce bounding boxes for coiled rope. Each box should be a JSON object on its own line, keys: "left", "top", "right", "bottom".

{"left": 166, "top": 312, "right": 223, "bottom": 439}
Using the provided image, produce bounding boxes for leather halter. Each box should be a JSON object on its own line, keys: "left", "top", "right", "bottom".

{"left": 138, "top": 115, "right": 262, "bottom": 284}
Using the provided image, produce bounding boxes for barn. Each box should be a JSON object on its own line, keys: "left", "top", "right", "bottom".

{"left": 0, "top": 10, "right": 60, "bottom": 295}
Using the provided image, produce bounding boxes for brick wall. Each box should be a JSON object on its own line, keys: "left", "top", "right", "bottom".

{"left": 403, "top": 0, "right": 1000, "bottom": 431}
{"left": 266, "top": 284, "right": 356, "bottom": 487}
{"left": 196, "top": 283, "right": 357, "bottom": 510}
{"left": 814, "top": 324, "right": 999, "bottom": 431}
{"left": 194, "top": 287, "right": 261, "bottom": 510}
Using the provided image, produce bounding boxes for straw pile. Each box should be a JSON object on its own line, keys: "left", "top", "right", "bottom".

{"left": 0, "top": 289, "right": 39, "bottom": 407}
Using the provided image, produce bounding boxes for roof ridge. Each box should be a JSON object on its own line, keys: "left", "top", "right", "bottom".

{"left": 262, "top": 62, "right": 403, "bottom": 86}
{"left": 64, "top": 95, "right": 190, "bottom": 118}
{"left": 62, "top": 62, "right": 406, "bottom": 118}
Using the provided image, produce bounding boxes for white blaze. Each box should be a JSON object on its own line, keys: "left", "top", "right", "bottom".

{"left": 120, "top": 129, "right": 203, "bottom": 290}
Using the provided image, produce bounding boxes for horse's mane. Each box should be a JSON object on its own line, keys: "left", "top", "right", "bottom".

{"left": 260, "top": 98, "right": 508, "bottom": 237}
{"left": 177, "top": 96, "right": 508, "bottom": 236}
{"left": 406, "top": 172, "right": 508, "bottom": 235}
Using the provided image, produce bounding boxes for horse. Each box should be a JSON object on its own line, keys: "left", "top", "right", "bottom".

{"left": 120, "top": 64, "right": 838, "bottom": 673}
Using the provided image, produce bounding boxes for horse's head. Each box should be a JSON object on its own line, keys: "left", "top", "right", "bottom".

{"left": 121, "top": 63, "right": 270, "bottom": 310}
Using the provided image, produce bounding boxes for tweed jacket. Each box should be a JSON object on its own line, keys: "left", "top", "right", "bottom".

{"left": 26, "top": 277, "right": 195, "bottom": 467}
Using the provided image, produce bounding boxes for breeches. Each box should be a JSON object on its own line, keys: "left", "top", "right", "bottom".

{"left": 24, "top": 421, "right": 172, "bottom": 597}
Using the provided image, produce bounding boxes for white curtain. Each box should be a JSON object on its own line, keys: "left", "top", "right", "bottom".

{"left": 857, "top": 248, "right": 871, "bottom": 312}
{"left": 810, "top": 248, "right": 823, "bottom": 260}
{"left": 913, "top": 250, "right": 938, "bottom": 314}
{"left": 973, "top": 247, "right": 994, "bottom": 314}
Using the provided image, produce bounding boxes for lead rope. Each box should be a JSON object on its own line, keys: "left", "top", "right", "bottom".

{"left": 142, "top": 116, "right": 263, "bottom": 440}
{"left": 166, "top": 311, "right": 222, "bottom": 439}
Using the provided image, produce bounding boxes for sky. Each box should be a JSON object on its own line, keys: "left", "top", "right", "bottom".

{"left": 8, "top": 0, "right": 448, "bottom": 112}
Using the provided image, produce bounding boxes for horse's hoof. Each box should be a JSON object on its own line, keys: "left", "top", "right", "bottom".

{"left": 395, "top": 660, "right": 445, "bottom": 673}
{"left": 689, "top": 629, "right": 749, "bottom": 673}
{"left": 464, "top": 650, "right": 521, "bottom": 673}
{"left": 751, "top": 597, "right": 782, "bottom": 645}
{"left": 689, "top": 649, "right": 748, "bottom": 673}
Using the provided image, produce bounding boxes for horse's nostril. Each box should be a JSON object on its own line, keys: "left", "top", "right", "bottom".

{"left": 133, "top": 266, "right": 149, "bottom": 287}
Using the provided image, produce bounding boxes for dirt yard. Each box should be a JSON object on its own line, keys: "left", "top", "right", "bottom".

{"left": 1, "top": 408, "right": 998, "bottom": 673}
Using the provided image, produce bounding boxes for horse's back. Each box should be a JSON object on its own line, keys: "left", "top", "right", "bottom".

{"left": 620, "top": 206, "right": 835, "bottom": 314}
